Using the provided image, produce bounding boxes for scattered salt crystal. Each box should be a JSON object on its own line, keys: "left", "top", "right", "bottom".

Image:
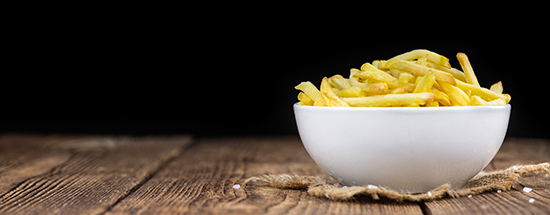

{"left": 367, "top": 185, "right": 378, "bottom": 189}
{"left": 497, "top": 190, "right": 502, "bottom": 193}
{"left": 468, "top": 195, "right": 473, "bottom": 198}
{"left": 523, "top": 187, "right": 532, "bottom": 193}
{"left": 546, "top": 173, "right": 549, "bottom": 177}
{"left": 427, "top": 191, "right": 432, "bottom": 197}
{"left": 233, "top": 184, "right": 241, "bottom": 189}
{"left": 529, "top": 198, "right": 535, "bottom": 203}
{"left": 513, "top": 166, "right": 519, "bottom": 170}
{"left": 511, "top": 183, "right": 518, "bottom": 189}
{"left": 342, "top": 186, "right": 348, "bottom": 189}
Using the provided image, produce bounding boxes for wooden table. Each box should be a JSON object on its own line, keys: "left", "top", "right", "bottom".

{"left": 0, "top": 134, "right": 548, "bottom": 215}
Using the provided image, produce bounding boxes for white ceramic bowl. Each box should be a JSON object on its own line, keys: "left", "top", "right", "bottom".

{"left": 294, "top": 103, "right": 511, "bottom": 193}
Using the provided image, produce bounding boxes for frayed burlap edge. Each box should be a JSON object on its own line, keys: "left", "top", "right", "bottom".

{"left": 244, "top": 162, "right": 549, "bottom": 202}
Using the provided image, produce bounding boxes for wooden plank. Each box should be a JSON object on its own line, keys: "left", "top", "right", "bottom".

{"left": 105, "top": 136, "right": 423, "bottom": 215}
{"left": 422, "top": 138, "right": 550, "bottom": 215}
{"left": 0, "top": 134, "right": 76, "bottom": 195}
{"left": 0, "top": 134, "right": 192, "bottom": 215}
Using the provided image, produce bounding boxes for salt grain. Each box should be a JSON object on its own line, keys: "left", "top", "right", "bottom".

{"left": 367, "top": 185, "right": 378, "bottom": 189}
{"left": 546, "top": 173, "right": 549, "bottom": 177}
{"left": 529, "top": 198, "right": 535, "bottom": 203}
{"left": 523, "top": 187, "right": 532, "bottom": 193}
{"left": 497, "top": 190, "right": 502, "bottom": 193}
{"left": 427, "top": 191, "right": 432, "bottom": 197}
{"left": 342, "top": 186, "right": 348, "bottom": 189}
{"left": 468, "top": 195, "right": 473, "bottom": 198}
{"left": 513, "top": 166, "right": 519, "bottom": 170}
{"left": 233, "top": 184, "right": 241, "bottom": 189}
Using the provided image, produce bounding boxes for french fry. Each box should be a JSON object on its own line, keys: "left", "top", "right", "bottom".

{"left": 295, "top": 49, "right": 510, "bottom": 107}
{"left": 470, "top": 95, "right": 486, "bottom": 106}
{"left": 364, "top": 82, "right": 389, "bottom": 95}
{"left": 490, "top": 81, "right": 503, "bottom": 94}
{"left": 471, "top": 95, "right": 506, "bottom": 106}
{"left": 321, "top": 94, "right": 334, "bottom": 107}
{"left": 385, "top": 59, "right": 456, "bottom": 86}
{"left": 356, "top": 63, "right": 399, "bottom": 88}
{"left": 502, "top": 94, "right": 511, "bottom": 103}
{"left": 456, "top": 52, "right": 480, "bottom": 87}
{"left": 425, "top": 101, "right": 439, "bottom": 107}
{"left": 430, "top": 89, "right": 451, "bottom": 106}
{"left": 297, "top": 92, "right": 313, "bottom": 106}
{"left": 328, "top": 74, "right": 352, "bottom": 90}
{"left": 438, "top": 81, "right": 470, "bottom": 106}
{"left": 342, "top": 93, "right": 434, "bottom": 107}
{"left": 295, "top": 81, "right": 326, "bottom": 106}
{"left": 455, "top": 80, "right": 504, "bottom": 101}
{"left": 425, "top": 62, "right": 467, "bottom": 82}
{"left": 416, "top": 54, "right": 429, "bottom": 66}
{"left": 336, "top": 86, "right": 365, "bottom": 97}
{"left": 413, "top": 73, "right": 436, "bottom": 93}
{"left": 349, "top": 68, "right": 368, "bottom": 89}
{"left": 390, "top": 49, "right": 451, "bottom": 68}
{"left": 398, "top": 72, "right": 415, "bottom": 85}
{"left": 321, "top": 77, "right": 350, "bottom": 107}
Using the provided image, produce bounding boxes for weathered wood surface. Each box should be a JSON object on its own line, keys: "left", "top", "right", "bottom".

{"left": 0, "top": 134, "right": 548, "bottom": 215}
{"left": 0, "top": 134, "right": 192, "bottom": 215}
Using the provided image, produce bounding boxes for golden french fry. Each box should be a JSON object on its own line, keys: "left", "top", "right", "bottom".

{"left": 425, "top": 101, "right": 439, "bottom": 107}
{"left": 413, "top": 72, "right": 436, "bottom": 93}
{"left": 416, "top": 54, "right": 429, "bottom": 66}
{"left": 349, "top": 68, "right": 368, "bottom": 89}
{"left": 336, "top": 86, "right": 365, "bottom": 97}
{"left": 455, "top": 80, "right": 505, "bottom": 102}
{"left": 502, "top": 93, "right": 511, "bottom": 103}
{"left": 470, "top": 95, "right": 486, "bottom": 106}
{"left": 488, "top": 98, "right": 506, "bottom": 105}
{"left": 321, "top": 94, "right": 333, "bottom": 107}
{"left": 354, "top": 63, "right": 399, "bottom": 88}
{"left": 342, "top": 93, "right": 434, "bottom": 107}
{"left": 328, "top": 74, "right": 352, "bottom": 90}
{"left": 390, "top": 87, "right": 408, "bottom": 94}
{"left": 471, "top": 95, "right": 506, "bottom": 106}
{"left": 313, "top": 101, "right": 323, "bottom": 106}
{"left": 385, "top": 59, "right": 456, "bottom": 86}
{"left": 295, "top": 81, "right": 326, "bottom": 106}
{"left": 390, "top": 49, "right": 451, "bottom": 68}
{"left": 364, "top": 83, "right": 389, "bottom": 95}
{"left": 430, "top": 89, "right": 451, "bottom": 106}
{"left": 296, "top": 50, "right": 510, "bottom": 107}
{"left": 456, "top": 52, "right": 480, "bottom": 87}
{"left": 321, "top": 77, "right": 350, "bottom": 107}
{"left": 425, "top": 62, "right": 467, "bottom": 82}
{"left": 490, "top": 81, "right": 503, "bottom": 94}
{"left": 398, "top": 72, "right": 415, "bottom": 85}
{"left": 438, "top": 81, "right": 470, "bottom": 106}
{"left": 297, "top": 92, "right": 313, "bottom": 106}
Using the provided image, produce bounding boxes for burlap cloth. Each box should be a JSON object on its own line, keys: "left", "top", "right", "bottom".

{"left": 244, "top": 162, "right": 549, "bottom": 202}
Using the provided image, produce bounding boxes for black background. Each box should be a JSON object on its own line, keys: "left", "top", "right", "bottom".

{"left": 2, "top": 10, "right": 548, "bottom": 138}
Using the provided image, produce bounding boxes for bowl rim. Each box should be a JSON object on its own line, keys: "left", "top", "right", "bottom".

{"left": 293, "top": 102, "right": 511, "bottom": 112}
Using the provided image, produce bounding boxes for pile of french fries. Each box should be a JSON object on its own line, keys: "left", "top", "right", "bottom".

{"left": 295, "top": 49, "right": 511, "bottom": 107}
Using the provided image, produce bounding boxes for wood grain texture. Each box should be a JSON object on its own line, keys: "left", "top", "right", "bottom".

{"left": 422, "top": 137, "right": 550, "bottom": 215}
{"left": 105, "top": 136, "right": 423, "bottom": 215}
{"left": 0, "top": 134, "right": 192, "bottom": 215}
{"left": 0, "top": 135, "right": 548, "bottom": 215}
